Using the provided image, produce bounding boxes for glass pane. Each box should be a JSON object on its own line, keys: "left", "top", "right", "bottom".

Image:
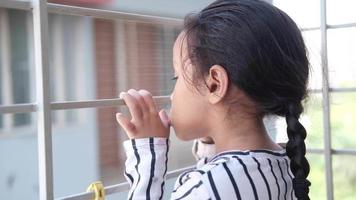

{"left": 327, "top": 0, "right": 356, "bottom": 25}
{"left": 333, "top": 155, "right": 356, "bottom": 199}
{"left": 48, "top": 14, "right": 181, "bottom": 102}
{"left": 328, "top": 27, "right": 356, "bottom": 88}
{"left": 302, "top": 30, "right": 322, "bottom": 90}
{"left": 303, "top": 94, "right": 324, "bottom": 148}
{"left": 305, "top": 154, "right": 326, "bottom": 200}
{"left": 0, "top": 113, "right": 38, "bottom": 200}
{"left": 330, "top": 92, "right": 356, "bottom": 149}
{"left": 0, "top": 9, "right": 35, "bottom": 105}
{"left": 52, "top": 105, "right": 195, "bottom": 199}
{"left": 273, "top": 0, "right": 320, "bottom": 29}
{"left": 274, "top": 94, "right": 324, "bottom": 148}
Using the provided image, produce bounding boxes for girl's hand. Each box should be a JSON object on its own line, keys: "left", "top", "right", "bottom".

{"left": 116, "top": 89, "right": 171, "bottom": 139}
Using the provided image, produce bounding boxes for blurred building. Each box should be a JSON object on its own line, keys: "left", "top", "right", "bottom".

{"left": 1, "top": 0, "right": 355, "bottom": 199}
{"left": 0, "top": 0, "right": 214, "bottom": 199}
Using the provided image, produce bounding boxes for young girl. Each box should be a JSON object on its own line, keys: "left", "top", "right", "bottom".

{"left": 116, "top": 0, "right": 311, "bottom": 199}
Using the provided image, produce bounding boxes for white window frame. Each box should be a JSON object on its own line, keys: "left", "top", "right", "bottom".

{"left": 0, "top": 0, "right": 356, "bottom": 199}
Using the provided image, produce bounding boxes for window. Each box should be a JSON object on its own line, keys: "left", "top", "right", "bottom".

{"left": 1, "top": 0, "right": 355, "bottom": 199}
{"left": 1, "top": 1, "right": 193, "bottom": 199}
{"left": 0, "top": 9, "right": 34, "bottom": 132}
{"left": 273, "top": 0, "right": 356, "bottom": 199}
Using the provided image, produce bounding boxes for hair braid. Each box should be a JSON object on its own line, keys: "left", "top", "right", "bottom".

{"left": 286, "top": 103, "right": 311, "bottom": 200}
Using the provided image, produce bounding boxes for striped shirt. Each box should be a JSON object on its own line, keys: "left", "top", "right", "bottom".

{"left": 123, "top": 137, "right": 296, "bottom": 200}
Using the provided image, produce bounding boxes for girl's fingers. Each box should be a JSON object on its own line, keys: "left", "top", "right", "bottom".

{"left": 116, "top": 113, "right": 136, "bottom": 133}
{"left": 119, "top": 92, "right": 143, "bottom": 120}
{"left": 159, "top": 109, "right": 171, "bottom": 128}
{"left": 138, "top": 89, "right": 157, "bottom": 114}
{"left": 127, "top": 89, "right": 148, "bottom": 113}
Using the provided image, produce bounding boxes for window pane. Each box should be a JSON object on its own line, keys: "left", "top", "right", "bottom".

{"left": 0, "top": 113, "right": 38, "bottom": 200}
{"left": 330, "top": 92, "right": 356, "bottom": 149}
{"left": 52, "top": 105, "right": 195, "bottom": 198}
{"left": 273, "top": 0, "right": 320, "bottom": 29}
{"left": 302, "top": 30, "right": 322, "bottom": 90}
{"left": 327, "top": 0, "right": 356, "bottom": 25}
{"left": 328, "top": 27, "right": 356, "bottom": 88}
{"left": 274, "top": 94, "right": 324, "bottom": 148}
{"left": 306, "top": 154, "right": 326, "bottom": 200}
{"left": 0, "top": 9, "right": 35, "bottom": 127}
{"left": 303, "top": 94, "right": 324, "bottom": 148}
{"left": 48, "top": 14, "right": 180, "bottom": 102}
{"left": 333, "top": 155, "right": 356, "bottom": 199}
{"left": 0, "top": 9, "right": 35, "bottom": 104}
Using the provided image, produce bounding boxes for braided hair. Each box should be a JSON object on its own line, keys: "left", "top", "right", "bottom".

{"left": 181, "top": 0, "right": 311, "bottom": 199}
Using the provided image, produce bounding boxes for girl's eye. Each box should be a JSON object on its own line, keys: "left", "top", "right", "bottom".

{"left": 171, "top": 76, "right": 178, "bottom": 81}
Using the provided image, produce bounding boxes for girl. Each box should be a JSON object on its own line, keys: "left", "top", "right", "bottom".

{"left": 116, "top": 0, "right": 311, "bottom": 199}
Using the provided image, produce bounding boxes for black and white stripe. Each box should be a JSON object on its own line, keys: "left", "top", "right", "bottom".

{"left": 124, "top": 138, "right": 296, "bottom": 200}
{"left": 267, "top": 158, "right": 281, "bottom": 199}
{"left": 146, "top": 138, "right": 156, "bottom": 200}
{"left": 222, "top": 162, "right": 241, "bottom": 200}
{"left": 253, "top": 157, "right": 271, "bottom": 200}
{"left": 129, "top": 139, "right": 141, "bottom": 200}
{"left": 234, "top": 156, "right": 259, "bottom": 200}
{"left": 158, "top": 139, "right": 169, "bottom": 200}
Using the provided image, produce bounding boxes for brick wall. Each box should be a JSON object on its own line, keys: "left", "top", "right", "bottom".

{"left": 94, "top": 19, "right": 121, "bottom": 183}
{"left": 94, "top": 19, "right": 161, "bottom": 183}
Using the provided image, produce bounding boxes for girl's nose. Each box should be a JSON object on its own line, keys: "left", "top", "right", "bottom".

{"left": 170, "top": 93, "right": 173, "bottom": 101}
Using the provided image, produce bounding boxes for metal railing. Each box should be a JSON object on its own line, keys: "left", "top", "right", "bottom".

{"left": 57, "top": 166, "right": 195, "bottom": 200}
{"left": 1, "top": 0, "right": 356, "bottom": 199}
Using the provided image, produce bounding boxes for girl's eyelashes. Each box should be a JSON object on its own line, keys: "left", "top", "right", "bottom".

{"left": 171, "top": 76, "right": 178, "bottom": 81}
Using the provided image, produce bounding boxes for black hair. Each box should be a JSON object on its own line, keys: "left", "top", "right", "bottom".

{"left": 181, "top": 0, "right": 311, "bottom": 199}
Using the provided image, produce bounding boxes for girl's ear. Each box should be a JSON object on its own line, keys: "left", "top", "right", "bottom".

{"left": 206, "top": 65, "right": 229, "bottom": 104}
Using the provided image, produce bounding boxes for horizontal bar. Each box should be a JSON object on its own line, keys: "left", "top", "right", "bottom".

{"left": 56, "top": 165, "right": 195, "bottom": 200}
{"left": 309, "top": 87, "right": 356, "bottom": 93}
{"left": 0, "top": 1, "right": 182, "bottom": 25}
{"left": 1, "top": 86, "right": 355, "bottom": 114}
{"left": 1, "top": 1, "right": 355, "bottom": 30}
{"left": 51, "top": 96, "right": 171, "bottom": 110}
{"left": 0, "top": 96, "right": 170, "bottom": 114}
{"left": 332, "top": 149, "right": 356, "bottom": 155}
{"left": 299, "top": 22, "right": 356, "bottom": 32}
{"left": 0, "top": 103, "right": 36, "bottom": 114}
{"left": 301, "top": 27, "right": 320, "bottom": 32}
{"left": 47, "top": 3, "right": 183, "bottom": 26}
{"left": 307, "top": 148, "right": 356, "bottom": 156}
{"left": 328, "top": 22, "right": 356, "bottom": 29}
{"left": 307, "top": 148, "right": 324, "bottom": 154}
{"left": 0, "top": 0, "right": 31, "bottom": 10}
{"left": 3, "top": 86, "right": 356, "bottom": 114}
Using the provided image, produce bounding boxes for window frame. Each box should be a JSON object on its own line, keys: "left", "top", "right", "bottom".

{"left": 0, "top": 0, "right": 356, "bottom": 199}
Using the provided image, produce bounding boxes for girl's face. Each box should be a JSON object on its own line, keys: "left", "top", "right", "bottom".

{"left": 169, "top": 32, "right": 210, "bottom": 141}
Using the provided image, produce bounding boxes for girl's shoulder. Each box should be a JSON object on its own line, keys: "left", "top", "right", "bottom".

{"left": 209, "top": 148, "right": 288, "bottom": 164}
{"left": 175, "top": 148, "right": 294, "bottom": 199}
{"left": 184, "top": 148, "right": 290, "bottom": 178}
{"left": 198, "top": 148, "right": 287, "bottom": 170}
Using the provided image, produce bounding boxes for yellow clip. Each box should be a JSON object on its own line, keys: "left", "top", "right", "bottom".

{"left": 87, "top": 181, "right": 105, "bottom": 200}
